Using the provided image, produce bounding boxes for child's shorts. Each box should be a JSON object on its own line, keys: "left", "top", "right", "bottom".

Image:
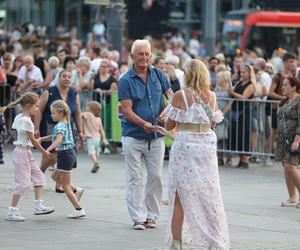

{"left": 86, "top": 137, "right": 101, "bottom": 156}
{"left": 13, "top": 146, "right": 46, "bottom": 195}
{"left": 57, "top": 148, "right": 77, "bottom": 172}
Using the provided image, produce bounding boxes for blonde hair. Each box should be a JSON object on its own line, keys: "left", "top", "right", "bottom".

{"left": 244, "top": 64, "right": 256, "bottom": 86}
{"left": 216, "top": 70, "right": 231, "bottom": 88}
{"left": 184, "top": 59, "right": 211, "bottom": 94}
{"left": 50, "top": 100, "right": 71, "bottom": 123}
{"left": 0, "top": 92, "right": 39, "bottom": 113}
{"left": 48, "top": 56, "right": 60, "bottom": 69}
{"left": 87, "top": 101, "right": 102, "bottom": 117}
{"left": 216, "top": 64, "right": 227, "bottom": 73}
{"left": 165, "top": 65, "right": 177, "bottom": 82}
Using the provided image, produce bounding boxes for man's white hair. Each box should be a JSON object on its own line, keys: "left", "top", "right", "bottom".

{"left": 166, "top": 55, "right": 180, "bottom": 66}
{"left": 131, "top": 39, "right": 151, "bottom": 54}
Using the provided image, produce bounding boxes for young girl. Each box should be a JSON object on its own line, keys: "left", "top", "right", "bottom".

{"left": 0, "top": 92, "right": 55, "bottom": 222}
{"left": 40, "top": 100, "right": 85, "bottom": 218}
{"left": 82, "top": 101, "right": 108, "bottom": 173}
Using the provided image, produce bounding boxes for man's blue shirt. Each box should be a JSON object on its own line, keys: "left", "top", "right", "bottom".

{"left": 118, "top": 66, "right": 171, "bottom": 140}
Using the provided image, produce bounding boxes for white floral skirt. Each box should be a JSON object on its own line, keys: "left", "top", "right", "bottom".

{"left": 165, "top": 132, "right": 229, "bottom": 250}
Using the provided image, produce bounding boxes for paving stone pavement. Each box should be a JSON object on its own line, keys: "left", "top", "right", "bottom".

{"left": 1, "top": 148, "right": 300, "bottom": 250}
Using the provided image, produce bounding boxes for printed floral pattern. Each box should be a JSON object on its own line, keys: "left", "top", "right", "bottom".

{"left": 164, "top": 98, "right": 229, "bottom": 250}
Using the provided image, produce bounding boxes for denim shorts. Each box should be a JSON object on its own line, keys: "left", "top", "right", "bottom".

{"left": 57, "top": 148, "right": 77, "bottom": 172}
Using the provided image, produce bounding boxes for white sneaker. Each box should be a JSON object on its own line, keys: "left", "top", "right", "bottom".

{"left": 132, "top": 222, "right": 146, "bottom": 230}
{"left": 67, "top": 208, "right": 85, "bottom": 219}
{"left": 104, "top": 148, "right": 110, "bottom": 154}
{"left": 34, "top": 200, "right": 55, "bottom": 215}
{"left": 75, "top": 187, "right": 84, "bottom": 201}
{"left": 6, "top": 207, "right": 26, "bottom": 222}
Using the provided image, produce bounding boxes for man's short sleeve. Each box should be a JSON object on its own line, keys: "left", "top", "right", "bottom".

{"left": 118, "top": 76, "right": 131, "bottom": 101}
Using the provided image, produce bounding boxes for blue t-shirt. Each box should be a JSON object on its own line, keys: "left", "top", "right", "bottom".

{"left": 118, "top": 66, "right": 171, "bottom": 140}
{"left": 52, "top": 122, "right": 75, "bottom": 151}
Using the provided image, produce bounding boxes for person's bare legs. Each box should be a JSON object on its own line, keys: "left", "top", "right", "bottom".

{"left": 60, "top": 172, "right": 81, "bottom": 209}
{"left": 251, "top": 131, "right": 258, "bottom": 153}
{"left": 40, "top": 153, "right": 57, "bottom": 173}
{"left": 285, "top": 163, "right": 300, "bottom": 193}
{"left": 11, "top": 194, "right": 21, "bottom": 207}
{"left": 52, "top": 171, "right": 76, "bottom": 191}
{"left": 90, "top": 153, "right": 99, "bottom": 165}
{"left": 283, "top": 166, "right": 297, "bottom": 201}
{"left": 34, "top": 186, "right": 43, "bottom": 200}
{"left": 171, "top": 192, "right": 184, "bottom": 240}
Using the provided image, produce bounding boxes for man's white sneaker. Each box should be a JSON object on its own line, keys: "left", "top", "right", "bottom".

{"left": 6, "top": 207, "right": 26, "bottom": 222}
{"left": 132, "top": 222, "right": 146, "bottom": 230}
{"left": 67, "top": 208, "right": 85, "bottom": 219}
{"left": 75, "top": 187, "right": 84, "bottom": 201}
{"left": 34, "top": 200, "right": 55, "bottom": 215}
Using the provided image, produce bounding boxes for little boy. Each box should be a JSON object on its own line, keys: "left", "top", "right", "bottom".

{"left": 82, "top": 101, "right": 108, "bottom": 173}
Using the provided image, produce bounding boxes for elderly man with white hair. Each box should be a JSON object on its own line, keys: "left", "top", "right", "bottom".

{"left": 16, "top": 55, "right": 44, "bottom": 94}
{"left": 118, "top": 39, "right": 172, "bottom": 230}
{"left": 166, "top": 55, "right": 184, "bottom": 89}
{"left": 254, "top": 57, "right": 272, "bottom": 93}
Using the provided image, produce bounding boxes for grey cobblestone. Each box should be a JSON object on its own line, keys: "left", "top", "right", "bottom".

{"left": 1, "top": 149, "right": 300, "bottom": 250}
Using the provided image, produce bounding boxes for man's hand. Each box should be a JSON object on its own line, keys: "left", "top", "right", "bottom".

{"left": 143, "top": 122, "right": 156, "bottom": 133}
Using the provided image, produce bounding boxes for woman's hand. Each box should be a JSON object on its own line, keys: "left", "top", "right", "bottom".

{"left": 291, "top": 141, "right": 300, "bottom": 152}
{"left": 34, "top": 129, "right": 40, "bottom": 138}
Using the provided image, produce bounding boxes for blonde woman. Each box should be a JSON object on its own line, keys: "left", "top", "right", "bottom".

{"left": 163, "top": 59, "right": 229, "bottom": 250}
{"left": 164, "top": 64, "right": 181, "bottom": 93}
{"left": 215, "top": 70, "right": 233, "bottom": 166}
{"left": 228, "top": 64, "right": 256, "bottom": 168}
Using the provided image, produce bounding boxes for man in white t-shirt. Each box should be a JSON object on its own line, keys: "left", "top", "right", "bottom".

{"left": 16, "top": 55, "right": 44, "bottom": 93}
{"left": 254, "top": 58, "right": 272, "bottom": 95}
{"left": 90, "top": 47, "right": 102, "bottom": 74}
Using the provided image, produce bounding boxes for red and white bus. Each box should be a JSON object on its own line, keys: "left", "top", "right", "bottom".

{"left": 222, "top": 10, "right": 300, "bottom": 58}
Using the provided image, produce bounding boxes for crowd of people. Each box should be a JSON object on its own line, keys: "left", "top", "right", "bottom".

{"left": 0, "top": 25, "right": 300, "bottom": 249}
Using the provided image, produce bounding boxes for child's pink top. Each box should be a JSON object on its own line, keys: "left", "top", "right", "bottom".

{"left": 82, "top": 112, "right": 102, "bottom": 138}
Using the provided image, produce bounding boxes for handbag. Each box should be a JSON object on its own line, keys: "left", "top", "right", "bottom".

{"left": 282, "top": 108, "right": 300, "bottom": 155}
{"left": 215, "top": 120, "right": 228, "bottom": 140}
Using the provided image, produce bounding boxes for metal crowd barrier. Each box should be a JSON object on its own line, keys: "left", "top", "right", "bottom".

{"left": 215, "top": 97, "right": 280, "bottom": 157}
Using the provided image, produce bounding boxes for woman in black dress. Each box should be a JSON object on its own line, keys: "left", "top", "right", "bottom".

{"left": 228, "top": 64, "right": 255, "bottom": 168}
{"left": 92, "top": 59, "right": 117, "bottom": 139}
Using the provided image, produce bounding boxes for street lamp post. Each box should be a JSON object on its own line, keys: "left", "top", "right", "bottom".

{"left": 107, "top": 0, "right": 124, "bottom": 61}
{"left": 203, "top": 0, "right": 217, "bottom": 57}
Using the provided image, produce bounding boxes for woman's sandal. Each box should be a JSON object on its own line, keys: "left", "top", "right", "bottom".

{"left": 281, "top": 199, "right": 297, "bottom": 207}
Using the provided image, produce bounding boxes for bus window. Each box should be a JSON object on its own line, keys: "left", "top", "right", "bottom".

{"left": 245, "top": 26, "right": 300, "bottom": 57}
